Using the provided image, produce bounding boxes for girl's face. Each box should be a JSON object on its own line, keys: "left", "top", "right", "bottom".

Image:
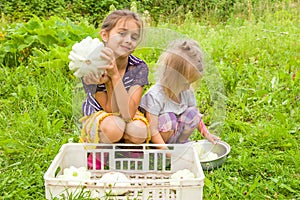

{"left": 179, "top": 65, "right": 202, "bottom": 91}
{"left": 101, "top": 18, "right": 140, "bottom": 59}
{"left": 186, "top": 64, "right": 202, "bottom": 84}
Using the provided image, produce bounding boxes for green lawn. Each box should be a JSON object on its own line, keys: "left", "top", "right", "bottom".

{"left": 0, "top": 2, "right": 299, "bottom": 199}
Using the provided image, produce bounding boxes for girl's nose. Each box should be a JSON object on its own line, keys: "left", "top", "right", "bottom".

{"left": 124, "top": 34, "right": 132, "bottom": 43}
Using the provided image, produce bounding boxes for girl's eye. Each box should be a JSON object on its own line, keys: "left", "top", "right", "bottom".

{"left": 131, "top": 35, "right": 139, "bottom": 41}
{"left": 119, "top": 31, "right": 139, "bottom": 41}
{"left": 119, "top": 32, "right": 126, "bottom": 36}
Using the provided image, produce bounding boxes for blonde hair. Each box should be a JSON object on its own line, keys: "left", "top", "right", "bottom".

{"left": 157, "top": 39, "right": 204, "bottom": 98}
{"left": 101, "top": 9, "right": 143, "bottom": 36}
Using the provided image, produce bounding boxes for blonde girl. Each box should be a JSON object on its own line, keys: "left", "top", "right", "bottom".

{"left": 140, "top": 39, "right": 220, "bottom": 145}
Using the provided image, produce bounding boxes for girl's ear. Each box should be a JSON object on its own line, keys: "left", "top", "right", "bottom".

{"left": 100, "top": 30, "right": 108, "bottom": 43}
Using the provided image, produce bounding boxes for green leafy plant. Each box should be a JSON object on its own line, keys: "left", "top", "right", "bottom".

{"left": 0, "top": 15, "right": 98, "bottom": 67}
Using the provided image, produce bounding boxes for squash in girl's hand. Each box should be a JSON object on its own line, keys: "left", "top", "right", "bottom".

{"left": 68, "top": 36, "right": 107, "bottom": 78}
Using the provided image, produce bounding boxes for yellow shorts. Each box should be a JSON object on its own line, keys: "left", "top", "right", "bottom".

{"left": 79, "top": 110, "right": 150, "bottom": 144}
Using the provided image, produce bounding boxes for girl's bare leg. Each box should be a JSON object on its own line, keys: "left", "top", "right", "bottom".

{"left": 124, "top": 120, "right": 148, "bottom": 144}
{"left": 99, "top": 116, "right": 125, "bottom": 143}
{"left": 160, "top": 131, "right": 174, "bottom": 143}
{"left": 176, "top": 129, "right": 194, "bottom": 143}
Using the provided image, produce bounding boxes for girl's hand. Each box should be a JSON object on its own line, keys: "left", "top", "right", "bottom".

{"left": 198, "top": 119, "right": 220, "bottom": 144}
{"left": 83, "top": 70, "right": 110, "bottom": 85}
{"left": 99, "top": 47, "right": 119, "bottom": 78}
{"left": 205, "top": 132, "right": 221, "bottom": 144}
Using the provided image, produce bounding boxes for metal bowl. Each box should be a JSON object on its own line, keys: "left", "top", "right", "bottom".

{"left": 194, "top": 140, "right": 231, "bottom": 171}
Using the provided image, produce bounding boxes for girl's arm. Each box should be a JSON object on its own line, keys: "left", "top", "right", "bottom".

{"left": 112, "top": 78, "right": 143, "bottom": 120}
{"left": 99, "top": 48, "right": 142, "bottom": 120}
{"left": 146, "top": 112, "right": 168, "bottom": 149}
{"left": 94, "top": 76, "right": 142, "bottom": 119}
{"left": 82, "top": 70, "right": 115, "bottom": 112}
{"left": 198, "top": 119, "right": 221, "bottom": 144}
{"left": 95, "top": 79, "right": 118, "bottom": 113}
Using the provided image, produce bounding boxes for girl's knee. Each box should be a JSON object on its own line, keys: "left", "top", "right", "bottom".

{"left": 125, "top": 120, "right": 148, "bottom": 144}
{"left": 184, "top": 107, "right": 200, "bottom": 117}
{"left": 100, "top": 116, "right": 125, "bottom": 143}
{"left": 181, "top": 107, "right": 201, "bottom": 129}
{"left": 158, "top": 112, "right": 178, "bottom": 132}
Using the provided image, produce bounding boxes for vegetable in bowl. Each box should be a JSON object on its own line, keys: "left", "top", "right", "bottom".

{"left": 193, "top": 140, "right": 231, "bottom": 170}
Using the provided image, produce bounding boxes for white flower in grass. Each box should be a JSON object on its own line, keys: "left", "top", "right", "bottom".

{"left": 68, "top": 36, "right": 107, "bottom": 78}
{"left": 96, "top": 172, "right": 131, "bottom": 195}
{"left": 170, "top": 169, "right": 195, "bottom": 186}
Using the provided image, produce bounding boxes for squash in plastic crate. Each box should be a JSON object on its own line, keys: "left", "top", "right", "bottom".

{"left": 44, "top": 143, "right": 205, "bottom": 200}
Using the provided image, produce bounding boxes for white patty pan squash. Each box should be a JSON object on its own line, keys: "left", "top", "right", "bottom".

{"left": 56, "top": 166, "right": 91, "bottom": 186}
{"left": 68, "top": 36, "right": 107, "bottom": 78}
{"left": 170, "top": 169, "right": 195, "bottom": 186}
{"left": 96, "top": 172, "right": 131, "bottom": 195}
{"left": 193, "top": 142, "right": 219, "bottom": 161}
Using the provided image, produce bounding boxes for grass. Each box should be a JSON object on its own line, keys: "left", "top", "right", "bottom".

{"left": 0, "top": 1, "right": 299, "bottom": 199}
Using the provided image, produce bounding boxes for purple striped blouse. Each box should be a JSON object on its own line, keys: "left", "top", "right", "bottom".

{"left": 82, "top": 54, "right": 149, "bottom": 116}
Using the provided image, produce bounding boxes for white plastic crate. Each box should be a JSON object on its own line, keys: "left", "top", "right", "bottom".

{"left": 44, "top": 143, "right": 205, "bottom": 199}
